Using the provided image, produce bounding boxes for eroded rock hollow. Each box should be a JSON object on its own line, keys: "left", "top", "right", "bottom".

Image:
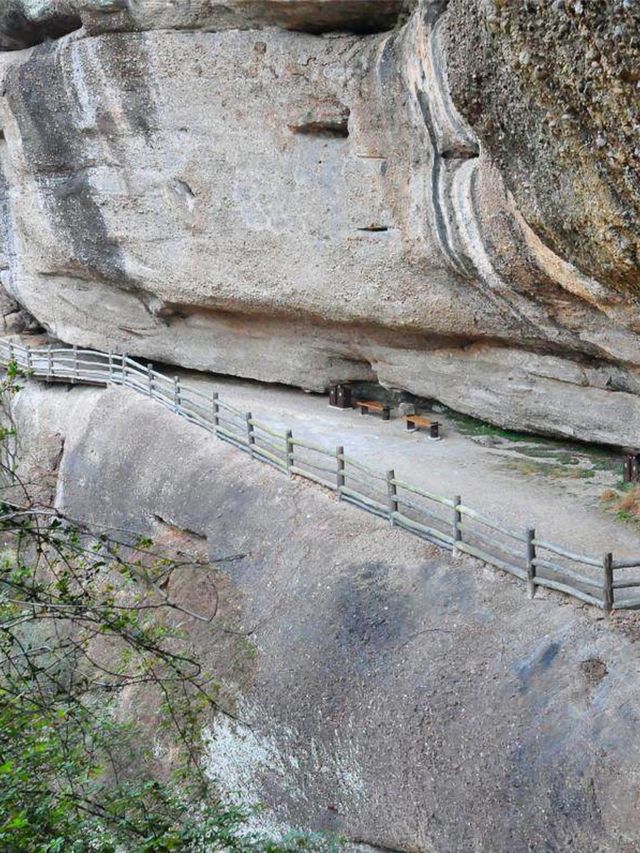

{"left": 0, "top": 0, "right": 639, "bottom": 445}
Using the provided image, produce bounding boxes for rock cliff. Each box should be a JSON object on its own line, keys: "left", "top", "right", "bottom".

{"left": 0, "top": 1, "right": 639, "bottom": 444}
{"left": 13, "top": 378, "right": 640, "bottom": 851}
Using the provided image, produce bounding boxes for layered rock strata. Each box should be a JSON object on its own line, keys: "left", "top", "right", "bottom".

{"left": 0, "top": 1, "right": 639, "bottom": 444}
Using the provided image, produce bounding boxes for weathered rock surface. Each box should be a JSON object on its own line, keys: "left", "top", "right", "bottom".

{"left": 0, "top": 1, "right": 639, "bottom": 444}
{"left": 0, "top": 0, "right": 407, "bottom": 46}
{"left": 13, "top": 378, "right": 640, "bottom": 851}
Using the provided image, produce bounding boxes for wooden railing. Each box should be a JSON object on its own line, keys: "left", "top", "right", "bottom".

{"left": 4, "top": 340, "right": 640, "bottom": 612}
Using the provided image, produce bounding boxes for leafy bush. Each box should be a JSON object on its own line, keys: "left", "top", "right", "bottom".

{"left": 0, "top": 362, "right": 340, "bottom": 852}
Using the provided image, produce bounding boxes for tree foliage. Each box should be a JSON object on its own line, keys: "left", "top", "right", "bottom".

{"left": 0, "top": 362, "right": 339, "bottom": 852}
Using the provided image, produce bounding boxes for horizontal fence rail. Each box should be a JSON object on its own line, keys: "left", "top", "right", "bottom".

{"left": 3, "top": 340, "right": 639, "bottom": 612}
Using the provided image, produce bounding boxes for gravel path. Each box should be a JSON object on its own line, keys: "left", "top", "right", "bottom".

{"left": 175, "top": 369, "right": 640, "bottom": 562}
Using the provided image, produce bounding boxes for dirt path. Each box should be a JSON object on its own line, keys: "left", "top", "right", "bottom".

{"left": 175, "top": 369, "right": 640, "bottom": 562}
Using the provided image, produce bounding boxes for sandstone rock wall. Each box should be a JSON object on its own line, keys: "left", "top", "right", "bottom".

{"left": 12, "top": 378, "right": 640, "bottom": 851}
{"left": 0, "top": 1, "right": 639, "bottom": 444}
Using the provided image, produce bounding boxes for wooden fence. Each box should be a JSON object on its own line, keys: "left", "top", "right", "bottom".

{"left": 3, "top": 340, "right": 639, "bottom": 612}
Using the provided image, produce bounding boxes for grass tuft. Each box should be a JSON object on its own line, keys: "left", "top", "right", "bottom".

{"left": 600, "top": 485, "right": 640, "bottom": 523}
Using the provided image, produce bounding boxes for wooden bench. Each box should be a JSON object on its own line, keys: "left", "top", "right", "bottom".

{"left": 404, "top": 414, "right": 440, "bottom": 439}
{"left": 356, "top": 399, "right": 391, "bottom": 421}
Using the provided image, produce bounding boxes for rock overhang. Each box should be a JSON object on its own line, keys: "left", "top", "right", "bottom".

{"left": 0, "top": 1, "right": 639, "bottom": 446}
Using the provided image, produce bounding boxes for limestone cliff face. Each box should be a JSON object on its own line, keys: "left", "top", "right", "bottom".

{"left": 0, "top": 0, "right": 639, "bottom": 444}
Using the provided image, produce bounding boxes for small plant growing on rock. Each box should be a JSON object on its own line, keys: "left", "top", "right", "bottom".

{"left": 600, "top": 485, "right": 640, "bottom": 524}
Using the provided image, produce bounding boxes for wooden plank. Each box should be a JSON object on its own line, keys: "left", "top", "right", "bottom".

{"left": 343, "top": 469, "right": 388, "bottom": 496}
{"left": 253, "top": 451, "right": 288, "bottom": 475}
{"left": 126, "top": 367, "right": 147, "bottom": 383}
{"left": 458, "top": 522, "right": 525, "bottom": 562}
{"left": 356, "top": 399, "right": 386, "bottom": 412}
{"left": 217, "top": 398, "right": 245, "bottom": 417}
{"left": 289, "top": 452, "right": 335, "bottom": 475}
{"left": 291, "top": 437, "right": 333, "bottom": 455}
{"left": 215, "top": 424, "right": 249, "bottom": 446}
{"left": 253, "top": 431, "right": 286, "bottom": 454}
{"left": 290, "top": 465, "right": 336, "bottom": 491}
{"left": 341, "top": 494, "right": 390, "bottom": 521}
{"left": 531, "top": 557, "right": 601, "bottom": 590}
{"left": 393, "top": 493, "right": 450, "bottom": 523}
{"left": 251, "top": 444, "right": 287, "bottom": 469}
{"left": 69, "top": 354, "right": 109, "bottom": 364}
{"left": 391, "top": 478, "right": 455, "bottom": 508}
{"left": 392, "top": 511, "right": 455, "bottom": 546}
{"left": 123, "top": 358, "right": 148, "bottom": 376}
{"left": 532, "top": 538, "right": 601, "bottom": 568}
{"left": 534, "top": 576, "right": 604, "bottom": 609}
{"left": 612, "top": 557, "right": 640, "bottom": 570}
{"left": 404, "top": 415, "right": 432, "bottom": 427}
{"left": 612, "top": 596, "right": 640, "bottom": 610}
{"left": 249, "top": 419, "right": 287, "bottom": 440}
{"left": 178, "top": 383, "right": 213, "bottom": 404}
{"left": 216, "top": 431, "right": 251, "bottom": 454}
{"left": 340, "top": 454, "right": 387, "bottom": 481}
{"left": 341, "top": 486, "right": 389, "bottom": 514}
{"left": 68, "top": 347, "right": 111, "bottom": 357}
{"left": 74, "top": 369, "right": 109, "bottom": 383}
{"left": 457, "top": 504, "right": 525, "bottom": 542}
{"left": 122, "top": 375, "right": 147, "bottom": 392}
{"left": 179, "top": 410, "right": 214, "bottom": 433}
{"left": 454, "top": 540, "right": 528, "bottom": 580}
{"left": 214, "top": 411, "right": 245, "bottom": 430}
{"left": 31, "top": 346, "right": 79, "bottom": 355}
{"left": 148, "top": 368, "right": 172, "bottom": 385}
{"left": 147, "top": 387, "right": 175, "bottom": 409}
{"left": 612, "top": 579, "right": 640, "bottom": 590}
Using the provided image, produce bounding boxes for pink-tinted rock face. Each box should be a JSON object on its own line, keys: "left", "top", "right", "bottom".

{"left": 0, "top": 1, "right": 639, "bottom": 445}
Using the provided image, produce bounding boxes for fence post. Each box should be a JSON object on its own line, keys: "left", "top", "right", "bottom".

{"left": 121, "top": 352, "right": 127, "bottom": 386}
{"left": 48, "top": 345, "right": 53, "bottom": 380}
{"left": 286, "top": 430, "right": 294, "bottom": 477}
{"left": 73, "top": 345, "right": 79, "bottom": 383}
{"left": 603, "top": 552, "right": 614, "bottom": 613}
{"left": 452, "top": 495, "right": 462, "bottom": 548}
{"left": 526, "top": 527, "right": 536, "bottom": 598}
{"left": 108, "top": 351, "right": 113, "bottom": 383}
{"left": 386, "top": 469, "right": 398, "bottom": 525}
{"left": 147, "top": 363, "right": 153, "bottom": 398}
{"left": 246, "top": 412, "right": 255, "bottom": 457}
{"left": 212, "top": 391, "right": 219, "bottom": 428}
{"left": 336, "top": 445, "right": 345, "bottom": 498}
{"left": 173, "top": 377, "right": 181, "bottom": 413}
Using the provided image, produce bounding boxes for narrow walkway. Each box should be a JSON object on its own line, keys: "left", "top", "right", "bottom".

{"left": 5, "top": 335, "right": 639, "bottom": 572}
{"left": 176, "top": 369, "right": 640, "bottom": 562}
